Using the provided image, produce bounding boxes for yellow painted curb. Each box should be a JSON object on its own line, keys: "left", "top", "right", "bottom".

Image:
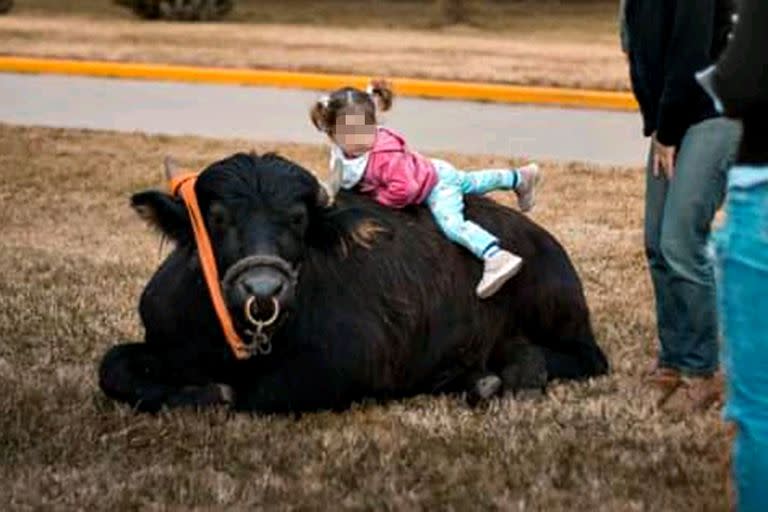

{"left": 0, "top": 56, "right": 638, "bottom": 111}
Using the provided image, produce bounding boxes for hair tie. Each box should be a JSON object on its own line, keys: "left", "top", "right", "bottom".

{"left": 319, "top": 95, "right": 330, "bottom": 107}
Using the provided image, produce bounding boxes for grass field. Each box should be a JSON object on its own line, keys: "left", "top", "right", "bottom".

{"left": 0, "top": 0, "right": 630, "bottom": 91}
{"left": 0, "top": 124, "right": 728, "bottom": 510}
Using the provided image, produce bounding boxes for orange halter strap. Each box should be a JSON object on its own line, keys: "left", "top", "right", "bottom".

{"left": 169, "top": 172, "right": 252, "bottom": 360}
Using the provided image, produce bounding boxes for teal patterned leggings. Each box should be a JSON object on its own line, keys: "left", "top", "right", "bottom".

{"left": 426, "top": 159, "right": 519, "bottom": 259}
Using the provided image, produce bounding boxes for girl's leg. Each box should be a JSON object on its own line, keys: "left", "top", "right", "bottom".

{"left": 431, "top": 159, "right": 519, "bottom": 195}
{"left": 426, "top": 170, "right": 523, "bottom": 298}
{"left": 462, "top": 168, "right": 520, "bottom": 194}
{"left": 431, "top": 158, "right": 540, "bottom": 212}
{"left": 426, "top": 172, "right": 499, "bottom": 259}
{"left": 463, "top": 164, "right": 541, "bottom": 213}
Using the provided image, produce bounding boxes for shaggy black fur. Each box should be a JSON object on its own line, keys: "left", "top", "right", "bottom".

{"left": 99, "top": 152, "right": 608, "bottom": 413}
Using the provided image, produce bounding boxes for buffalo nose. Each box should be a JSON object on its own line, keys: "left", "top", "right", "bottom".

{"left": 241, "top": 274, "right": 284, "bottom": 299}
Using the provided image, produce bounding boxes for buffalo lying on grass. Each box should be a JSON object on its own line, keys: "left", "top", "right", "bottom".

{"left": 99, "top": 152, "right": 608, "bottom": 413}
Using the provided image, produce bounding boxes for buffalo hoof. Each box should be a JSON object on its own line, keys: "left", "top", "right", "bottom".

{"left": 467, "top": 374, "right": 502, "bottom": 407}
{"left": 213, "top": 383, "right": 235, "bottom": 405}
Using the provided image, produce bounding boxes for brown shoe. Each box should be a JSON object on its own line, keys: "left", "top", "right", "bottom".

{"left": 643, "top": 364, "right": 682, "bottom": 405}
{"left": 660, "top": 374, "right": 724, "bottom": 414}
{"left": 644, "top": 365, "right": 682, "bottom": 388}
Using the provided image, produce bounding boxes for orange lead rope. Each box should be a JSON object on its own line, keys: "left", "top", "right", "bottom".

{"left": 169, "top": 172, "right": 251, "bottom": 360}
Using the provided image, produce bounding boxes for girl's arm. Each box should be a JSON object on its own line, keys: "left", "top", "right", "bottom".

{"left": 323, "top": 150, "right": 344, "bottom": 202}
{"left": 371, "top": 154, "right": 422, "bottom": 209}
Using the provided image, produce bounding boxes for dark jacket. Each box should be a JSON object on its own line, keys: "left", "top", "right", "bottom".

{"left": 624, "top": 0, "right": 734, "bottom": 146}
{"left": 714, "top": 0, "right": 768, "bottom": 164}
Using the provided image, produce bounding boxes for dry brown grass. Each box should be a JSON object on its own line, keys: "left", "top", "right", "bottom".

{"left": 0, "top": 0, "right": 630, "bottom": 91}
{"left": 0, "top": 124, "right": 727, "bottom": 510}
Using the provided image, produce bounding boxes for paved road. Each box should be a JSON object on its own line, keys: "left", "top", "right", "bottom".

{"left": 1, "top": 73, "right": 646, "bottom": 166}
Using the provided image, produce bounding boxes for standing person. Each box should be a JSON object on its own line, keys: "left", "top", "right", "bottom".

{"left": 310, "top": 80, "right": 540, "bottom": 299}
{"left": 701, "top": 0, "right": 768, "bottom": 508}
{"left": 618, "top": 0, "right": 629, "bottom": 55}
{"left": 622, "top": 0, "right": 740, "bottom": 412}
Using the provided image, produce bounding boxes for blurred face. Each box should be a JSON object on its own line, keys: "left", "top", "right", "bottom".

{"left": 333, "top": 107, "right": 376, "bottom": 157}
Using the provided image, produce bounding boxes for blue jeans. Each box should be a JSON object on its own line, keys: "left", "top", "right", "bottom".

{"left": 715, "top": 166, "right": 768, "bottom": 512}
{"left": 426, "top": 159, "right": 519, "bottom": 259}
{"left": 644, "top": 118, "right": 740, "bottom": 376}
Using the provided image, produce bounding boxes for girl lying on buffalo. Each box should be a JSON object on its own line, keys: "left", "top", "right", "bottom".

{"left": 310, "top": 80, "right": 540, "bottom": 299}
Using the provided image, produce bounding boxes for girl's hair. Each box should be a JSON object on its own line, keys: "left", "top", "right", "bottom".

{"left": 310, "top": 79, "right": 394, "bottom": 133}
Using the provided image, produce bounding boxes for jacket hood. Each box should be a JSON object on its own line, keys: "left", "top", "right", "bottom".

{"left": 370, "top": 127, "right": 407, "bottom": 154}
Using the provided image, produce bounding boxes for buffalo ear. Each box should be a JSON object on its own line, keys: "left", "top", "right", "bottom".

{"left": 308, "top": 204, "right": 393, "bottom": 257}
{"left": 131, "top": 190, "right": 191, "bottom": 242}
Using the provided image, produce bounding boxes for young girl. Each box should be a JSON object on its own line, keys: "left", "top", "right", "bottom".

{"left": 310, "top": 80, "right": 540, "bottom": 299}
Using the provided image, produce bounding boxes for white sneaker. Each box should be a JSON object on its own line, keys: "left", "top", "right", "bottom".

{"left": 515, "top": 163, "right": 541, "bottom": 213}
{"left": 476, "top": 250, "right": 523, "bottom": 299}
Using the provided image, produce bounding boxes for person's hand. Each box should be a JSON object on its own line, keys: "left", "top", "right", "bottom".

{"left": 652, "top": 133, "right": 676, "bottom": 180}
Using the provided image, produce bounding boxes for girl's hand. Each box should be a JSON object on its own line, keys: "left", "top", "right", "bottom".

{"left": 318, "top": 180, "right": 335, "bottom": 207}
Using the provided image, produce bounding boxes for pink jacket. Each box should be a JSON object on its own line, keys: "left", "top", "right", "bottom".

{"left": 358, "top": 127, "right": 438, "bottom": 208}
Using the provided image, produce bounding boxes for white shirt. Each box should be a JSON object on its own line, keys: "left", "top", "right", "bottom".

{"left": 327, "top": 144, "right": 370, "bottom": 197}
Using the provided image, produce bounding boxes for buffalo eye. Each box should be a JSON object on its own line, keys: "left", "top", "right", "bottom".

{"left": 287, "top": 208, "right": 307, "bottom": 229}
{"left": 208, "top": 202, "right": 232, "bottom": 231}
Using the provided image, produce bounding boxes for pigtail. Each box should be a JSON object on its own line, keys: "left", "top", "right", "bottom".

{"left": 310, "top": 95, "right": 332, "bottom": 132}
{"left": 366, "top": 79, "right": 394, "bottom": 112}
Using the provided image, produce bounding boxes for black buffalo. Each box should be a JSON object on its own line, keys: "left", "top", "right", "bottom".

{"left": 99, "top": 152, "right": 608, "bottom": 413}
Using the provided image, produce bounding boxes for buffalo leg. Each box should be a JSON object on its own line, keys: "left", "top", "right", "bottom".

{"left": 530, "top": 290, "right": 609, "bottom": 381}
{"left": 491, "top": 340, "right": 548, "bottom": 399}
{"left": 98, "top": 343, "right": 233, "bottom": 413}
{"left": 538, "top": 328, "right": 609, "bottom": 381}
